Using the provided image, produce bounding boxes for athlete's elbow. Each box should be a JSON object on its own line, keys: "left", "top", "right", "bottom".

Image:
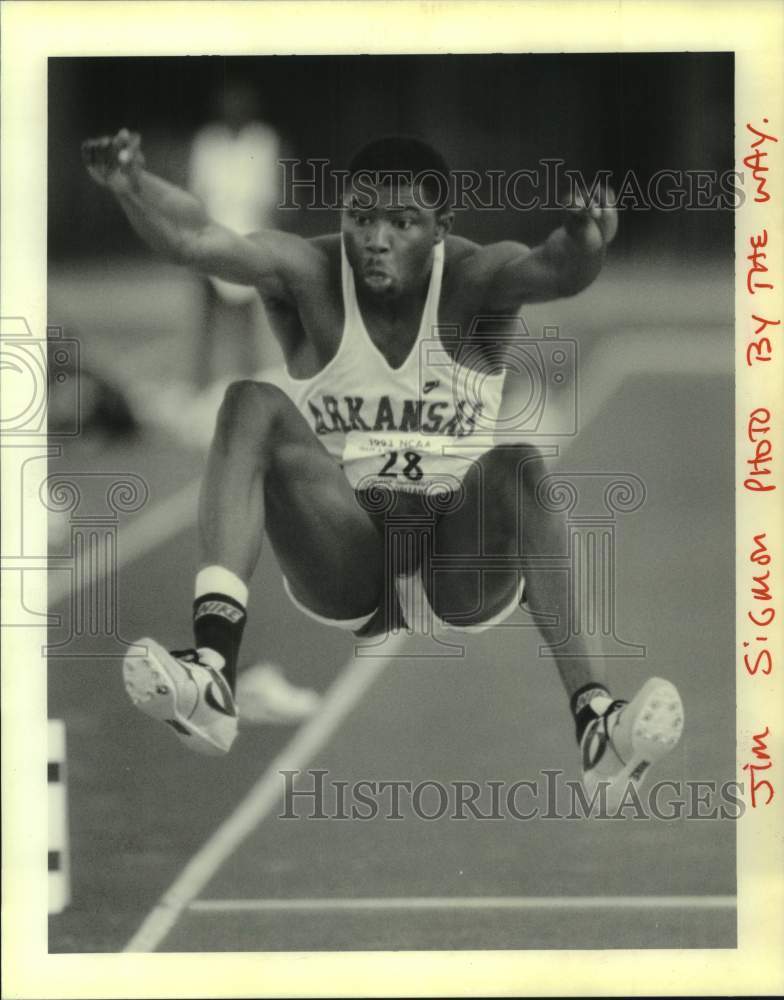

{"left": 557, "top": 259, "right": 603, "bottom": 298}
{"left": 167, "top": 231, "right": 201, "bottom": 268}
{"left": 180, "top": 223, "right": 241, "bottom": 278}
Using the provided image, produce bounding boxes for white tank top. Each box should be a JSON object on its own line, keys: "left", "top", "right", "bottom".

{"left": 270, "top": 238, "right": 506, "bottom": 495}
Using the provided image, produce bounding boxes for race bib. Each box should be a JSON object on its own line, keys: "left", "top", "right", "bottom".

{"left": 342, "top": 432, "right": 447, "bottom": 485}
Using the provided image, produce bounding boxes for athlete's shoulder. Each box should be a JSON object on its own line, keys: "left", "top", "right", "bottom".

{"left": 444, "top": 236, "right": 530, "bottom": 283}
{"left": 244, "top": 228, "right": 332, "bottom": 271}
{"left": 243, "top": 228, "right": 327, "bottom": 251}
{"left": 237, "top": 230, "right": 333, "bottom": 303}
{"left": 472, "top": 239, "right": 531, "bottom": 270}
{"left": 442, "top": 235, "right": 480, "bottom": 280}
{"left": 308, "top": 232, "right": 342, "bottom": 256}
{"left": 306, "top": 234, "right": 342, "bottom": 284}
{"left": 446, "top": 234, "right": 529, "bottom": 261}
{"left": 443, "top": 234, "right": 481, "bottom": 260}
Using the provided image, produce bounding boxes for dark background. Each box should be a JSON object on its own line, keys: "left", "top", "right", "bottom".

{"left": 49, "top": 52, "right": 733, "bottom": 260}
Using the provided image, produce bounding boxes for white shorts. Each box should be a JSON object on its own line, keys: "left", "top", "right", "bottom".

{"left": 282, "top": 572, "right": 527, "bottom": 636}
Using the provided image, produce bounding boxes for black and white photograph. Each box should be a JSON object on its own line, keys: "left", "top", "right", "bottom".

{"left": 2, "top": 1, "right": 783, "bottom": 996}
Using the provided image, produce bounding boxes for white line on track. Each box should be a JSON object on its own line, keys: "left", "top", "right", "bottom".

{"left": 123, "top": 635, "right": 405, "bottom": 953}
{"left": 188, "top": 895, "right": 736, "bottom": 912}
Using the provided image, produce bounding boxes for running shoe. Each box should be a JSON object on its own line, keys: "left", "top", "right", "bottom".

{"left": 581, "top": 677, "right": 684, "bottom": 813}
{"left": 122, "top": 638, "right": 238, "bottom": 755}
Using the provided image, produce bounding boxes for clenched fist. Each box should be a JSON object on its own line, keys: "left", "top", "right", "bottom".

{"left": 81, "top": 128, "right": 145, "bottom": 194}
{"left": 563, "top": 184, "right": 618, "bottom": 251}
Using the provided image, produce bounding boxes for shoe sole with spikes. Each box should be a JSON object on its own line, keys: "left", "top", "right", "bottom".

{"left": 123, "top": 637, "right": 237, "bottom": 756}
{"left": 582, "top": 677, "right": 684, "bottom": 813}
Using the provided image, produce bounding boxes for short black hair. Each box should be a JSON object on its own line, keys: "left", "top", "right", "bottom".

{"left": 347, "top": 135, "right": 452, "bottom": 212}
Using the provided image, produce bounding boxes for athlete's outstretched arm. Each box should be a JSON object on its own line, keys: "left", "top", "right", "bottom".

{"left": 81, "top": 128, "right": 315, "bottom": 300}
{"left": 483, "top": 187, "right": 618, "bottom": 309}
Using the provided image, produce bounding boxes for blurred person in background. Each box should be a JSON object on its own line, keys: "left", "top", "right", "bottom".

{"left": 188, "top": 81, "right": 280, "bottom": 389}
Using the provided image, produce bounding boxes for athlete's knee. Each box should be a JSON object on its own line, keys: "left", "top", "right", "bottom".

{"left": 216, "top": 380, "right": 288, "bottom": 439}
{"left": 221, "top": 378, "right": 286, "bottom": 417}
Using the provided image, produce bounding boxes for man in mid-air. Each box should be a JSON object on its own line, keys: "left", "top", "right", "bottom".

{"left": 82, "top": 127, "right": 683, "bottom": 809}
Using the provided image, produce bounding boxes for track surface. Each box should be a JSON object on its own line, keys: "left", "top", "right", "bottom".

{"left": 47, "top": 261, "right": 736, "bottom": 952}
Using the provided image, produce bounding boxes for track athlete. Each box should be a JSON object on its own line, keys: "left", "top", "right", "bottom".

{"left": 82, "top": 129, "right": 683, "bottom": 810}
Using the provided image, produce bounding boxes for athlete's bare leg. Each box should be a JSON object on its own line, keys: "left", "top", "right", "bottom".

{"left": 199, "top": 379, "right": 384, "bottom": 619}
{"left": 429, "top": 442, "right": 606, "bottom": 699}
{"left": 123, "top": 379, "right": 385, "bottom": 756}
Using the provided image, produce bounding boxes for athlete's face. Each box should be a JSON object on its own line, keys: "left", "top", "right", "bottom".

{"left": 341, "top": 180, "right": 452, "bottom": 296}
